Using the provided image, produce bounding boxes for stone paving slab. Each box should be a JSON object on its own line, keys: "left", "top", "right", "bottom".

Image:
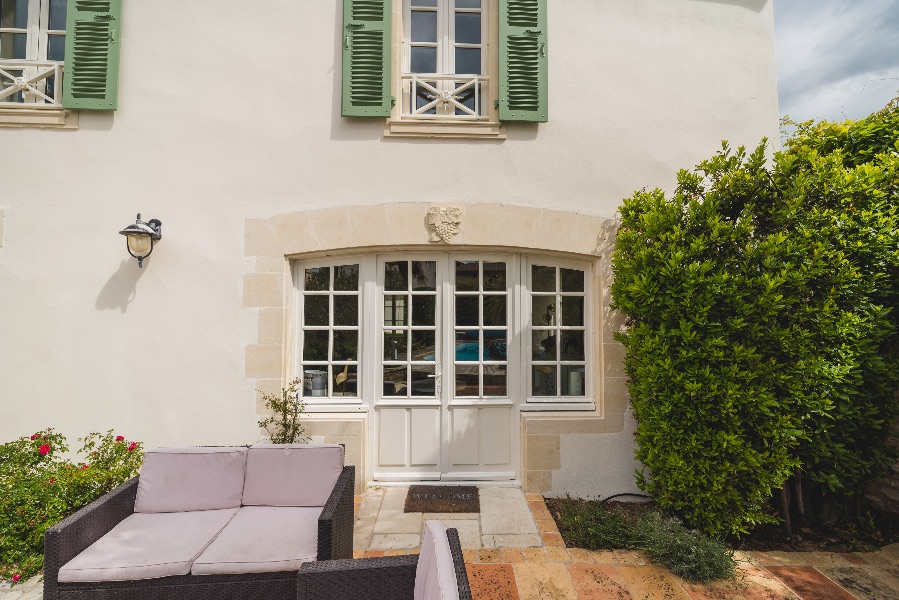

{"left": 479, "top": 488, "right": 539, "bottom": 536}
{"left": 817, "top": 566, "right": 899, "bottom": 600}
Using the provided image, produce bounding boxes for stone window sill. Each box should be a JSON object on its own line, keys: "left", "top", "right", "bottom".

{"left": 0, "top": 106, "right": 78, "bottom": 129}
{"left": 384, "top": 118, "right": 506, "bottom": 139}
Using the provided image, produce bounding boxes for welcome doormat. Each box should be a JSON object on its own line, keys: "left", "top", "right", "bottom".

{"left": 404, "top": 485, "right": 480, "bottom": 513}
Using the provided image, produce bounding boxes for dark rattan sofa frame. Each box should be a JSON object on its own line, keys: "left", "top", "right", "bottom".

{"left": 297, "top": 528, "right": 472, "bottom": 600}
{"left": 43, "top": 465, "right": 355, "bottom": 600}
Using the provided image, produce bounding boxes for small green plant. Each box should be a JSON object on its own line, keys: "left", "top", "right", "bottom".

{"left": 257, "top": 378, "right": 309, "bottom": 444}
{"left": 553, "top": 499, "right": 639, "bottom": 550}
{"left": 637, "top": 513, "right": 737, "bottom": 582}
{"left": 0, "top": 429, "right": 143, "bottom": 585}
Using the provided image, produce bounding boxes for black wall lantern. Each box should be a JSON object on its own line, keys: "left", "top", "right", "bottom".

{"left": 119, "top": 213, "right": 162, "bottom": 268}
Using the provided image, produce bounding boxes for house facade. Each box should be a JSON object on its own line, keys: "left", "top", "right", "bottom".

{"left": 0, "top": 0, "right": 778, "bottom": 496}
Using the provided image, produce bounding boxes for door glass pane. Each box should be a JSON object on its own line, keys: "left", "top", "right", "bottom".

{"left": 411, "top": 47, "right": 437, "bottom": 73}
{"left": 332, "top": 330, "right": 358, "bottom": 361}
{"left": 304, "top": 267, "right": 329, "bottom": 291}
{"left": 304, "top": 295, "right": 329, "bottom": 326}
{"left": 455, "top": 48, "right": 481, "bottom": 75}
{"left": 561, "top": 296, "right": 584, "bottom": 326}
{"left": 411, "top": 365, "right": 436, "bottom": 396}
{"left": 303, "top": 331, "right": 329, "bottom": 361}
{"left": 455, "top": 330, "right": 479, "bottom": 361}
{"left": 455, "top": 261, "right": 478, "bottom": 291}
{"left": 532, "top": 331, "right": 556, "bottom": 361}
{"left": 562, "top": 366, "right": 586, "bottom": 396}
{"left": 49, "top": 0, "right": 66, "bottom": 30}
{"left": 484, "top": 365, "right": 507, "bottom": 397}
{"left": 411, "top": 11, "right": 438, "bottom": 43}
{"left": 412, "top": 295, "right": 436, "bottom": 326}
{"left": 333, "top": 364, "right": 357, "bottom": 397}
{"left": 411, "top": 330, "right": 436, "bottom": 360}
{"left": 560, "top": 331, "right": 585, "bottom": 361}
{"left": 483, "top": 262, "right": 506, "bottom": 291}
{"left": 47, "top": 34, "right": 64, "bottom": 61}
{"left": 484, "top": 331, "right": 507, "bottom": 361}
{"left": 561, "top": 268, "right": 585, "bottom": 292}
{"left": 385, "top": 262, "right": 409, "bottom": 291}
{"left": 533, "top": 366, "right": 557, "bottom": 396}
{"left": 334, "top": 295, "right": 358, "bottom": 326}
{"left": 301, "top": 366, "right": 328, "bottom": 397}
{"left": 384, "top": 295, "right": 408, "bottom": 326}
{"left": 532, "top": 266, "right": 555, "bottom": 292}
{"left": 0, "top": 32, "right": 25, "bottom": 59}
{"left": 412, "top": 261, "right": 437, "bottom": 290}
{"left": 384, "top": 331, "right": 408, "bottom": 361}
{"left": 455, "top": 13, "right": 480, "bottom": 44}
{"left": 334, "top": 264, "right": 360, "bottom": 291}
{"left": 0, "top": 0, "right": 28, "bottom": 28}
{"left": 532, "top": 296, "right": 555, "bottom": 327}
{"left": 455, "top": 296, "right": 478, "bottom": 326}
{"left": 455, "top": 365, "right": 478, "bottom": 396}
{"left": 383, "top": 365, "right": 406, "bottom": 396}
{"left": 483, "top": 295, "right": 506, "bottom": 326}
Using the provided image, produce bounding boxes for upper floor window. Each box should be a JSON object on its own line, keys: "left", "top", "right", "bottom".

{"left": 0, "top": 0, "right": 66, "bottom": 105}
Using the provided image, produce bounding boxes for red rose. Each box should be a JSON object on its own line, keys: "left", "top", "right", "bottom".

{"left": 12, "top": 574, "right": 20, "bottom": 582}
{"left": 30, "top": 433, "right": 39, "bottom": 440}
{"left": 81, "top": 464, "right": 89, "bottom": 470}
{"left": 115, "top": 436, "right": 125, "bottom": 442}
{"left": 49, "top": 478, "right": 55, "bottom": 483}
{"left": 128, "top": 442, "right": 137, "bottom": 451}
{"left": 39, "top": 444, "right": 50, "bottom": 455}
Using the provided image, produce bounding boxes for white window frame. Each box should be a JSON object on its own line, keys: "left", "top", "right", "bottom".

{"left": 0, "top": 0, "right": 65, "bottom": 105}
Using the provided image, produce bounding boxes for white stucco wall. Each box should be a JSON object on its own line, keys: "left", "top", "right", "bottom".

{"left": 0, "top": 0, "right": 778, "bottom": 476}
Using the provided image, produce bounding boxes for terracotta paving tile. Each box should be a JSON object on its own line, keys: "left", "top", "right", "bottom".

{"left": 526, "top": 494, "right": 545, "bottom": 502}
{"left": 384, "top": 549, "right": 407, "bottom": 556}
{"left": 463, "top": 549, "right": 479, "bottom": 564}
{"left": 567, "top": 548, "right": 596, "bottom": 563}
{"left": 767, "top": 552, "right": 853, "bottom": 568}
{"left": 362, "top": 550, "right": 385, "bottom": 558}
{"left": 542, "top": 532, "right": 565, "bottom": 547}
{"left": 513, "top": 562, "right": 578, "bottom": 600}
{"left": 747, "top": 552, "right": 788, "bottom": 566}
{"left": 590, "top": 550, "right": 619, "bottom": 564}
{"left": 568, "top": 564, "right": 633, "bottom": 599}
{"left": 767, "top": 566, "right": 856, "bottom": 599}
{"left": 352, "top": 550, "right": 364, "bottom": 559}
{"left": 839, "top": 553, "right": 868, "bottom": 566}
{"left": 478, "top": 549, "right": 502, "bottom": 564}
{"left": 613, "top": 550, "right": 649, "bottom": 566}
{"left": 737, "top": 565, "right": 800, "bottom": 600}
{"left": 535, "top": 518, "right": 560, "bottom": 533}
{"left": 524, "top": 547, "right": 548, "bottom": 562}
{"left": 545, "top": 547, "right": 571, "bottom": 563}
{"left": 857, "top": 552, "right": 897, "bottom": 567}
{"left": 681, "top": 578, "right": 749, "bottom": 600}
{"left": 616, "top": 565, "right": 692, "bottom": 599}
{"left": 466, "top": 563, "right": 520, "bottom": 600}
{"left": 502, "top": 548, "right": 527, "bottom": 563}
{"left": 817, "top": 566, "right": 899, "bottom": 600}
{"left": 733, "top": 552, "right": 760, "bottom": 566}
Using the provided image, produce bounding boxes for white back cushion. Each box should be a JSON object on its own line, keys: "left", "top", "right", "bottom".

{"left": 134, "top": 447, "right": 247, "bottom": 513}
{"left": 414, "top": 520, "right": 460, "bottom": 600}
{"left": 242, "top": 444, "right": 344, "bottom": 507}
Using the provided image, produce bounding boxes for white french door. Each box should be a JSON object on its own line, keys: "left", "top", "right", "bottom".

{"left": 373, "top": 254, "right": 518, "bottom": 481}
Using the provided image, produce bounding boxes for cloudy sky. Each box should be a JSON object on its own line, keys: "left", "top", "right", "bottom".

{"left": 774, "top": 0, "right": 899, "bottom": 123}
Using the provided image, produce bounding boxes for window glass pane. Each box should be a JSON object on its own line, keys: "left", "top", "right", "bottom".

{"left": 383, "top": 365, "right": 406, "bottom": 396}
{"left": 453, "top": 83, "right": 480, "bottom": 116}
{"left": 533, "top": 365, "right": 557, "bottom": 396}
{"left": 483, "top": 262, "right": 506, "bottom": 291}
{"left": 560, "top": 331, "right": 585, "bottom": 361}
{"left": 483, "top": 295, "right": 506, "bottom": 326}
{"left": 0, "top": 0, "right": 28, "bottom": 28}
{"left": 532, "top": 330, "right": 556, "bottom": 361}
{"left": 334, "top": 295, "right": 358, "bottom": 326}
{"left": 455, "top": 330, "right": 479, "bottom": 361}
{"left": 455, "top": 0, "right": 481, "bottom": 8}
{"left": 49, "top": 0, "right": 66, "bottom": 30}
{"left": 412, "top": 0, "right": 438, "bottom": 8}
{"left": 484, "top": 365, "right": 507, "bottom": 397}
{"left": 412, "top": 330, "right": 436, "bottom": 361}
{"left": 561, "top": 296, "right": 584, "bottom": 326}
{"left": 532, "top": 296, "right": 555, "bottom": 326}
{"left": 411, "top": 261, "right": 437, "bottom": 290}
{"left": 334, "top": 264, "right": 359, "bottom": 291}
{"left": 455, "top": 365, "right": 478, "bottom": 396}
{"left": 385, "top": 261, "right": 408, "bottom": 291}
{"left": 411, "top": 365, "right": 436, "bottom": 396}
{"left": 0, "top": 32, "right": 26, "bottom": 59}
{"left": 333, "top": 364, "right": 357, "bottom": 397}
{"left": 455, "top": 48, "right": 481, "bottom": 75}
{"left": 302, "top": 367, "right": 328, "bottom": 397}
{"left": 455, "top": 296, "right": 479, "bottom": 326}
{"left": 47, "top": 34, "right": 64, "bottom": 61}
{"left": 484, "top": 331, "right": 507, "bottom": 361}
{"left": 561, "top": 268, "right": 585, "bottom": 292}
{"left": 532, "top": 266, "right": 555, "bottom": 292}
{"left": 304, "top": 295, "right": 329, "bottom": 326}
{"left": 455, "top": 12, "right": 480, "bottom": 44}
{"left": 384, "top": 295, "right": 408, "bottom": 326}
{"left": 303, "top": 331, "right": 329, "bottom": 362}
{"left": 333, "top": 330, "right": 358, "bottom": 361}
{"left": 415, "top": 81, "right": 438, "bottom": 113}
{"left": 411, "top": 11, "right": 437, "bottom": 43}
{"left": 0, "top": 67, "right": 22, "bottom": 102}
{"left": 411, "top": 47, "right": 437, "bottom": 73}
{"left": 305, "top": 267, "right": 329, "bottom": 291}
{"left": 562, "top": 366, "right": 586, "bottom": 396}
{"left": 384, "top": 331, "right": 408, "bottom": 361}
{"left": 412, "top": 295, "right": 436, "bottom": 326}
{"left": 455, "top": 261, "right": 478, "bottom": 291}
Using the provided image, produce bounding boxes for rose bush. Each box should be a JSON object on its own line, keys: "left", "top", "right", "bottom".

{"left": 0, "top": 429, "right": 143, "bottom": 585}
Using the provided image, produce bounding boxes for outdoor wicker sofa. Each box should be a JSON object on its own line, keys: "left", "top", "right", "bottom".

{"left": 43, "top": 444, "right": 354, "bottom": 600}
{"left": 297, "top": 520, "right": 472, "bottom": 600}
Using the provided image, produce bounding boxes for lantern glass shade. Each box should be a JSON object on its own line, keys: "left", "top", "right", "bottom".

{"left": 126, "top": 234, "right": 152, "bottom": 256}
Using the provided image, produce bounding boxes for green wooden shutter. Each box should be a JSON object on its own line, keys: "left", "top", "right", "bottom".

{"left": 342, "top": 0, "right": 392, "bottom": 117}
{"left": 499, "top": 0, "right": 547, "bottom": 122}
{"left": 62, "top": 0, "right": 122, "bottom": 110}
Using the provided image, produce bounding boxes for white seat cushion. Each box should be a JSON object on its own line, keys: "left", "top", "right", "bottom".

{"left": 190, "top": 506, "right": 322, "bottom": 575}
{"left": 414, "top": 520, "right": 460, "bottom": 600}
{"left": 242, "top": 444, "right": 344, "bottom": 506}
{"left": 58, "top": 509, "right": 238, "bottom": 582}
{"left": 135, "top": 447, "right": 248, "bottom": 513}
